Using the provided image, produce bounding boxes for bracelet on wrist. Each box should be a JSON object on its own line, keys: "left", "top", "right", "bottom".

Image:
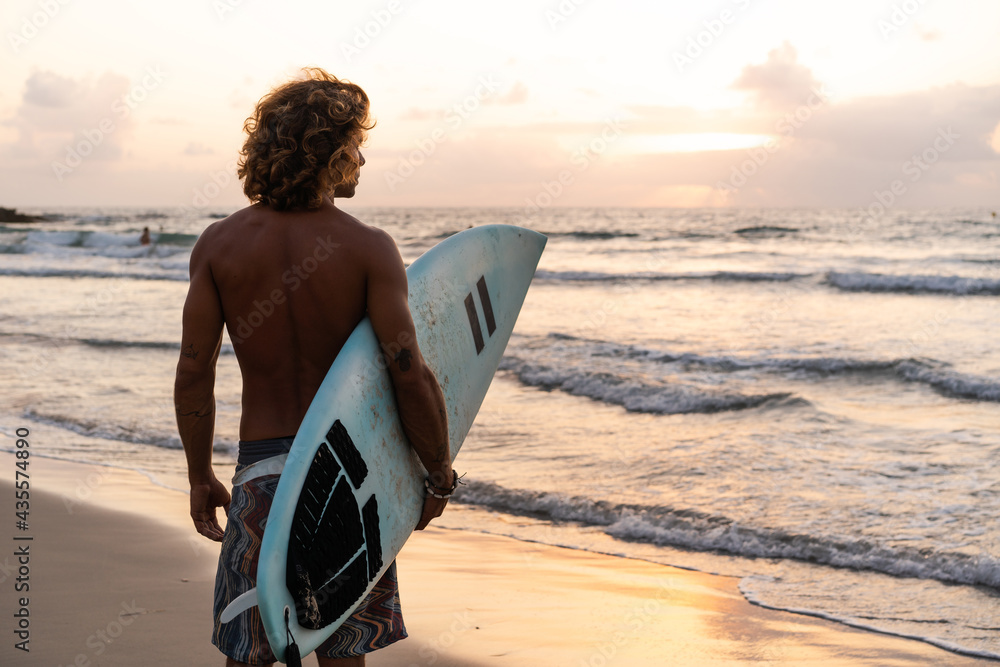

{"left": 424, "top": 470, "right": 463, "bottom": 499}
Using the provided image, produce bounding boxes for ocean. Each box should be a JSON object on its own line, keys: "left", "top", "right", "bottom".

{"left": 1, "top": 205, "right": 998, "bottom": 660}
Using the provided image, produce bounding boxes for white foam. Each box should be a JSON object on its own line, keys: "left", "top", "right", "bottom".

{"left": 499, "top": 357, "right": 794, "bottom": 414}
{"left": 453, "top": 480, "right": 1000, "bottom": 591}
{"left": 827, "top": 271, "right": 1000, "bottom": 295}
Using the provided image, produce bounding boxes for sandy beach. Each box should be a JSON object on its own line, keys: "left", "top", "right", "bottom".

{"left": 0, "top": 453, "right": 994, "bottom": 666}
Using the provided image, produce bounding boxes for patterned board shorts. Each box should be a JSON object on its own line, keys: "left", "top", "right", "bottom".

{"left": 212, "top": 460, "right": 407, "bottom": 664}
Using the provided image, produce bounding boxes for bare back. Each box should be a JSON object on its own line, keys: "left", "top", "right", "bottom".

{"left": 197, "top": 200, "right": 394, "bottom": 440}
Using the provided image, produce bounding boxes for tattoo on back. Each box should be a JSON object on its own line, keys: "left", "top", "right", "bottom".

{"left": 396, "top": 348, "right": 413, "bottom": 372}
{"left": 183, "top": 344, "right": 199, "bottom": 360}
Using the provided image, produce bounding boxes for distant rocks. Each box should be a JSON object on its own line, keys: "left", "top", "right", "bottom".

{"left": 0, "top": 207, "right": 48, "bottom": 223}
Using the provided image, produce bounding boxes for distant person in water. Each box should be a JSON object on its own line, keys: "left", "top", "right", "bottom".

{"left": 140, "top": 227, "right": 151, "bottom": 245}
{"left": 174, "top": 68, "right": 452, "bottom": 667}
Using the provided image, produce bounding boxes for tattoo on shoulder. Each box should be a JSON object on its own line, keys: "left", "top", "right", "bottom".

{"left": 395, "top": 348, "right": 413, "bottom": 372}
{"left": 183, "top": 344, "right": 199, "bottom": 360}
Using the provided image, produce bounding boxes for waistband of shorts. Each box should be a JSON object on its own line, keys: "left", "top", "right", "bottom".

{"left": 237, "top": 435, "right": 295, "bottom": 466}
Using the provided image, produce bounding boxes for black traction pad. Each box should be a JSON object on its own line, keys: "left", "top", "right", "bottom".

{"left": 287, "top": 445, "right": 369, "bottom": 629}
{"left": 326, "top": 420, "right": 368, "bottom": 488}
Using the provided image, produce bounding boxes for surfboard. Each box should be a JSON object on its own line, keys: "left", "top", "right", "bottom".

{"left": 223, "top": 224, "right": 545, "bottom": 662}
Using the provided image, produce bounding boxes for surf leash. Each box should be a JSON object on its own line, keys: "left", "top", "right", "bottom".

{"left": 284, "top": 606, "right": 302, "bottom": 666}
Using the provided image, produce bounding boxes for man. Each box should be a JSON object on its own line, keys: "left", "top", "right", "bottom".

{"left": 175, "top": 68, "right": 454, "bottom": 667}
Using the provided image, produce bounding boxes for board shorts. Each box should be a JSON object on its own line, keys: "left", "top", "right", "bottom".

{"left": 212, "top": 436, "right": 407, "bottom": 664}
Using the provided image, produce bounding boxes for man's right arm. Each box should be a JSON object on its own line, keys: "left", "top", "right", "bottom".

{"left": 366, "top": 230, "right": 453, "bottom": 530}
{"left": 175, "top": 227, "right": 230, "bottom": 541}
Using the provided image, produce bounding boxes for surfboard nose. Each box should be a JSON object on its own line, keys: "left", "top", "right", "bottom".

{"left": 521, "top": 227, "right": 548, "bottom": 251}
{"left": 516, "top": 226, "right": 547, "bottom": 258}
{"left": 502, "top": 225, "right": 546, "bottom": 272}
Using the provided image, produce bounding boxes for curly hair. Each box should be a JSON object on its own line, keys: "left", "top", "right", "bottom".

{"left": 238, "top": 68, "right": 374, "bottom": 211}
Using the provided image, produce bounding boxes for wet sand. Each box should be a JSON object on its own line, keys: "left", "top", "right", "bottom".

{"left": 0, "top": 454, "right": 993, "bottom": 666}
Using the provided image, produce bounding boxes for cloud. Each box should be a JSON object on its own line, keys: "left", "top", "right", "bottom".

{"left": 398, "top": 81, "right": 529, "bottom": 120}
{"left": 361, "top": 82, "right": 1000, "bottom": 209}
{"left": 731, "top": 42, "right": 823, "bottom": 109}
{"left": 183, "top": 142, "right": 215, "bottom": 156}
{"left": 804, "top": 84, "right": 1000, "bottom": 162}
{"left": 495, "top": 81, "right": 528, "bottom": 105}
{"left": 3, "top": 70, "right": 135, "bottom": 164}
{"left": 23, "top": 71, "right": 80, "bottom": 108}
{"left": 713, "top": 83, "right": 1000, "bottom": 207}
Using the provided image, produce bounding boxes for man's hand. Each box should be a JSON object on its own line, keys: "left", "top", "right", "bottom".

{"left": 190, "top": 476, "right": 232, "bottom": 541}
{"left": 416, "top": 494, "right": 449, "bottom": 531}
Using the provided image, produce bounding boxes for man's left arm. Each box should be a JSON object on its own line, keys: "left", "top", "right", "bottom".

{"left": 174, "top": 234, "right": 230, "bottom": 541}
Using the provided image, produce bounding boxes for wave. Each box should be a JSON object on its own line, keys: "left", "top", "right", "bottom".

{"left": 79, "top": 338, "right": 235, "bottom": 356}
{"left": 541, "top": 230, "right": 641, "bottom": 240}
{"left": 827, "top": 272, "right": 1000, "bottom": 296}
{"left": 527, "top": 334, "right": 1000, "bottom": 404}
{"left": 24, "top": 228, "right": 198, "bottom": 248}
{"left": 498, "top": 356, "right": 799, "bottom": 414}
{"left": 734, "top": 225, "right": 799, "bottom": 235}
{"left": 22, "top": 409, "right": 236, "bottom": 453}
{"left": 452, "top": 480, "right": 1000, "bottom": 592}
{"left": 24, "top": 409, "right": 184, "bottom": 450}
{"left": 532, "top": 268, "right": 999, "bottom": 297}
{"left": 533, "top": 269, "right": 806, "bottom": 284}
{"left": 0, "top": 332, "right": 235, "bottom": 356}
{"left": 81, "top": 338, "right": 181, "bottom": 351}
{"left": 0, "top": 267, "right": 187, "bottom": 281}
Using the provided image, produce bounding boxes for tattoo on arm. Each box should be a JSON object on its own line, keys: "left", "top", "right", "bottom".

{"left": 176, "top": 407, "right": 214, "bottom": 419}
{"left": 182, "top": 344, "right": 200, "bottom": 360}
{"left": 396, "top": 348, "right": 413, "bottom": 372}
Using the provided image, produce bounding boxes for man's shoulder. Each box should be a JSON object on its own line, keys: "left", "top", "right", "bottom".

{"left": 332, "top": 209, "right": 398, "bottom": 256}
{"left": 194, "top": 206, "right": 253, "bottom": 242}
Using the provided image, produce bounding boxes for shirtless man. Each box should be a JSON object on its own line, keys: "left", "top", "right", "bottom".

{"left": 174, "top": 69, "right": 454, "bottom": 667}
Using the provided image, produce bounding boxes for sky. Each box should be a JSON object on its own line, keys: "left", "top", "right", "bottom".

{"left": 0, "top": 0, "right": 998, "bottom": 210}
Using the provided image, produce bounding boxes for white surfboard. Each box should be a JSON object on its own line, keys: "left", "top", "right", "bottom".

{"left": 233, "top": 224, "right": 545, "bottom": 662}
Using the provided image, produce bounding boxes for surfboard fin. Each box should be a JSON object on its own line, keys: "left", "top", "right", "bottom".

{"left": 232, "top": 453, "right": 287, "bottom": 486}
{"left": 220, "top": 587, "right": 258, "bottom": 623}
